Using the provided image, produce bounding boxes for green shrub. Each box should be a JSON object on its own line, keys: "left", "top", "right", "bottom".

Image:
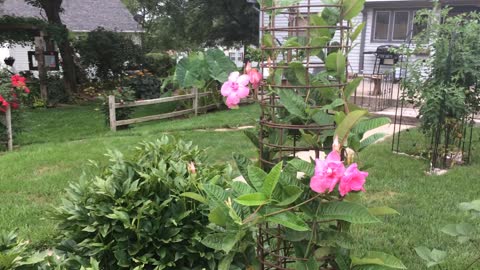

{"left": 75, "top": 28, "right": 142, "bottom": 81}
{"left": 53, "top": 136, "right": 232, "bottom": 269}
{"left": 124, "top": 71, "right": 163, "bottom": 100}
{"left": 144, "top": 53, "right": 176, "bottom": 78}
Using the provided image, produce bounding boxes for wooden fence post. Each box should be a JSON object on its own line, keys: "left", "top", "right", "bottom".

{"left": 193, "top": 88, "right": 198, "bottom": 116}
{"left": 108, "top": 95, "right": 117, "bottom": 132}
{"left": 5, "top": 106, "right": 13, "bottom": 151}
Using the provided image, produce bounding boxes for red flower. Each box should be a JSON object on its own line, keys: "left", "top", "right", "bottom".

{"left": 0, "top": 95, "right": 9, "bottom": 112}
{"left": 24, "top": 87, "right": 30, "bottom": 94}
{"left": 11, "top": 74, "right": 26, "bottom": 88}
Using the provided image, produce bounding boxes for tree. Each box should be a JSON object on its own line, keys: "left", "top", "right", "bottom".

{"left": 121, "top": 0, "right": 259, "bottom": 52}
{"left": 24, "top": 0, "right": 77, "bottom": 95}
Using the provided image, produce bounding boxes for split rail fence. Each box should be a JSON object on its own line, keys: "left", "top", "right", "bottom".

{"left": 108, "top": 89, "right": 219, "bottom": 131}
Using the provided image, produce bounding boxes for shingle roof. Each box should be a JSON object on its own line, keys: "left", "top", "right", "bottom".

{"left": 0, "top": 0, "right": 141, "bottom": 32}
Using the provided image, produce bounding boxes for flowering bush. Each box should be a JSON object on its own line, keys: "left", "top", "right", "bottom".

{"left": 0, "top": 74, "right": 30, "bottom": 112}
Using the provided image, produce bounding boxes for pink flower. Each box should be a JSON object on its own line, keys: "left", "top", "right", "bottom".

{"left": 245, "top": 62, "right": 262, "bottom": 90}
{"left": 221, "top": 72, "right": 250, "bottom": 109}
{"left": 188, "top": 162, "right": 196, "bottom": 174}
{"left": 310, "top": 151, "right": 345, "bottom": 194}
{"left": 24, "top": 87, "right": 30, "bottom": 94}
{"left": 338, "top": 163, "right": 368, "bottom": 196}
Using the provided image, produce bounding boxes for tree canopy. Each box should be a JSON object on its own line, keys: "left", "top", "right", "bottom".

{"left": 122, "top": 0, "right": 259, "bottom": 51}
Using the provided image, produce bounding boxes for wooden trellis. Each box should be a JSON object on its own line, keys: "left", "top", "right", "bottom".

{"left": 0, "top": 106, "right": 13, "bottom": 151}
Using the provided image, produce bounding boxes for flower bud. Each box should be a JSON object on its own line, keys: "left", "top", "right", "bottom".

{"left": 345, "top": 148, "right": 356, "bottom": 165}
{"left": 332, "top": 135, "right": 341, "bottom": 153}
{"left": 188, "top": 161, "right": 196, "bottom": 174}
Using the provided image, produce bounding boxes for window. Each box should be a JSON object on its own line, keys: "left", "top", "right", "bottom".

{"left": 373, "top": 10, "right": 416, "bottom": 42}
{"left": 392, "top": 11, "right": 409, "bottom": 40}
{"left": 237, "top": 53, "right": 244, "bottom": 61}
{"left": 374, "top": 11, "right": 390, "bottom": 41}
{"left": 229, "top": 52, "right": 236, "bottom": 61}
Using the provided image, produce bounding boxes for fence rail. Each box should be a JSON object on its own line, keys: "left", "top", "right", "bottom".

{"left": 108, "top": 89, "right": 217, "bottom": 131}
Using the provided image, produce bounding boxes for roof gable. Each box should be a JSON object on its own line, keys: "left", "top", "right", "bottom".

{"left": 0, "top": 0, "right": 141, "bottom": 32}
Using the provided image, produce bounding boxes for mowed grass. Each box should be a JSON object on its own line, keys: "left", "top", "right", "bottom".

{"left": 2, "top": 103, "right": 480, "bottom": 269}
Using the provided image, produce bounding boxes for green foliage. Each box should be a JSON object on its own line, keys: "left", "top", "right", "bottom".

{"left": 143, "top": 53, "right": 176, "bottom": 78}
{"left": 124, "top": 70, "right": 163, "bottom": 99}
{"left": 0, "top": 16, "right": 45, "bottom": 46}
{"left": 75, "top": 28, "right": 143, "bottom": 81}
{"left": 416, "top": 198, "right": 480, "bottom": 269}
{"left": 0, "top": 230, "right": 49, "bottom": 269}
{"left": 53, "top": 136, "right": 232, "bottom": 269}
{"left": 201, "top": 158, "right": 401, "bottom": 269}
{"left": 175, "top": 48, "right": 236, "bottom": 90}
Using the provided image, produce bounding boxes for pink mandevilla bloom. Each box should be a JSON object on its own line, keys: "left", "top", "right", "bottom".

{"left": 310, "top": 150, "right": 345, "bottom": 194}
{"left": 245, "top": 62, "right": 262, "bottom": 89}
{"left": 221, "top": 71, "right": 250, "bottom": 109}
{"left": 338, "top": 163, "right": 368, "bottom": 197}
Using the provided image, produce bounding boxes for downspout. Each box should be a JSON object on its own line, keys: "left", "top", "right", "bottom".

{"left": 358, "top": 9, "right": 368, "bottom": 75}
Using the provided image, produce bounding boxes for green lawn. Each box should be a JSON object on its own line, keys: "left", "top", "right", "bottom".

{"left": 1, "top": 103, "right": 480, "bottom": 269}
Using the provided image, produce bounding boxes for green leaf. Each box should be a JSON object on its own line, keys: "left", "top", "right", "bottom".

{"left": 218, "top": 252, "right": 235, "bottom": 270}
{"left": 310, "top": 36, "right": 331, "bottom": 56}
{"left": 233, "top": 153, "right": 254, "bottom": 188}
{"left": 317, "top": 201, "right": 380, "bottom": 224}
{"left": 441, "top": 223, "right": 475, "bottom": 238}
{"left": 283, "top": 37, "right": 302, "bottom": 48}
{"left": 235, "top": 193, "right": 269, "bottom": 206}
{"left": 276, "top": 185, "right": 303, "bottom": 206}
{"left": 277, "top": 88, "right": 308, "bottom": 119}
{"left": 231, "top": 181, "right": 256, "bottom": 196}
{"left": 325, "top": 52, "right": 338, "bottom": 72}
{"left": 248, "top": 165, "right": 267, "bottom": 192}
{"left": 266, "top": 211, "right": 310, "bottom": 231}
{"left": 345, "top": 77, "right": 363, "bottom": 99}
{"left": 209, "top": 207, "right": 228, "bottom": 226}
{"left": 179, "top": 192, "right": 207, "bottom": 204}
{"left": 351, "top": 251, "right": 406, "bottom": 269}
{"left": 322, "top": 98, "right": 345, "bottom": 110}
{"left": 336, "top": 110, "right": 368, "bottom": 145}
{"left": 201, "top": 232, "right": 238, "bottom": 253}
{"left": 310, "top": 14, "right": 331, "bottom": 38}
{"left": 459, "top": 200, "right": 480, "bottom": 212}
{"left": 106, "top": 210, "right": 130, "bottom": 226}
{"left": 288, "top": 158, "right": 315, "bottom": 176}
{"left": 368, "top": 207, "right": 400, "bottom": 216}
{"left": 342, "top": 0, "right": 366, "bottom": 20}
{"left": 288, "top": 62, "right": 307, "bottom": 85}
{"left": 353, "top": 117, "right": 391, "bottom": 137}
{"left": 203, "top": 184, "right": 229, "bottom": 207}
{"left": 351, "top": 22, "right": 366, "bottom": 42}
{"left": 360, "top": 133, "right": 387, "bottom": 151}
{"left": 415, "top": 246, "right": 447, "bottom": 268}
{"left": 205, "top": 48, "right": 237, "bottom": 82}
{"left": 312, "top": 111, "right": 334, "bottom": 125}
{"left": 262, "top": 33, "right": 274, "bottom": 48}
{"left": 336, "top": 52, "right": 347, "bottom": 81}
{"left": 263, "top": 162, "right": 282, "bottom": 197}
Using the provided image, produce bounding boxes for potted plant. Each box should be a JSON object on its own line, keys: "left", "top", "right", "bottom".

{"left": 4, "top": 57, "right": 15, "bottom": 67}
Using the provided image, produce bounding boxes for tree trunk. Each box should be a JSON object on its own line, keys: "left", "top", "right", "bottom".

{"left": 41, "top": 0, "right": 77, "bottom": 95}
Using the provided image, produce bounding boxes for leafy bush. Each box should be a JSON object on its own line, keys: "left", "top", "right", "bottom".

{"left": 99, "top": 87, "right": 135, "bottom": 128}
{"left": 53, "top": 136, "right": 232, "bottom": 269}
{"left": 0, "top": 230, "right": 48, "bottom": 269}
{"left": 75, "top": 28, "right": 142, "bottom": 81}
{"left": 143, "top": 53, "right": 176, "bottom": 78}
{"left": 124, "top": 70, "right": 163, "bottom": 99}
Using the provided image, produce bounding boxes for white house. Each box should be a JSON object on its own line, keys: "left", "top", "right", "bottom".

{"left": 0, "top": 0, "right": 142, "bottom": 71}
{"left": 260, "top": 0, "right": 480, "bottom": 76}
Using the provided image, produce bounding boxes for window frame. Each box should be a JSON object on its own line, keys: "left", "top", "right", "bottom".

{"left": 392, "top": 10, "right": 411, "bottom": 42}
{"left": 372, "top": 9, "right": 416, "bottom": 43}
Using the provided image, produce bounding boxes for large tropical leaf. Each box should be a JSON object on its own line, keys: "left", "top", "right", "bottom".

{"left": 336, "top": 110, "right": 368, "bottom": 144}
{"left": 360, "top": 133, "right": 387, "bottom": 151}
{"left": 205, "top": 49, "right": 237, "bottom": 82}
{"left": 342, "top": 0, "right": 366, "bottom": 20}
{"left": 353, "top": 117, "right": 391, "bottom": 137}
